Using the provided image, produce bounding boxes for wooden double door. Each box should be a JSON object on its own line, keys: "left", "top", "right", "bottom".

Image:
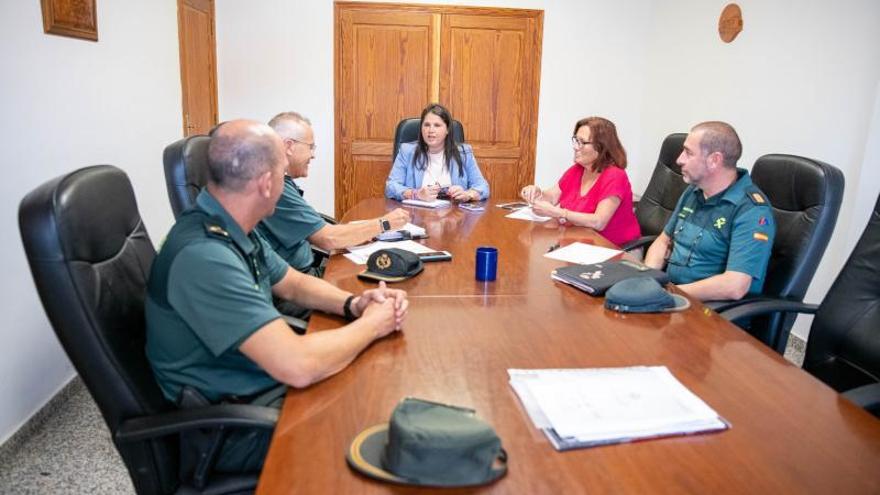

{"left": 334, "top": 2, "right": 544, "bottom": 216}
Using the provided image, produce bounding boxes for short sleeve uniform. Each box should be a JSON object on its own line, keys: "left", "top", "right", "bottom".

{"left": 557, "top": 164, "right": 641, "bottom": 246}
{"left": 662, "top": 169, "right": 775, "bottom": 295}
{"left": 256, "top": 176, "right": 326, "bottom": 272}
{"left": 146, "top": 189, "right": 289, "bottom": 403}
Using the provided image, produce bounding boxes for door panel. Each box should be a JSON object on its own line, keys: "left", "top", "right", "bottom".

{"left": 337, "top": 7, "right": 437, "bottom": 215}
{"left": 441, "top": 13, "right": 538, "bottom": 196}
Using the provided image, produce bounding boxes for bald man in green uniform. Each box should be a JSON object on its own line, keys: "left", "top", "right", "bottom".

{"left": 645, "top": 121, "right": 775, "bottom": 301}
{"left": 145, "top": 119, "right": 409, "bottom": 474}
{"left": 258, "top": 111, "right": 410, "bottom": 277}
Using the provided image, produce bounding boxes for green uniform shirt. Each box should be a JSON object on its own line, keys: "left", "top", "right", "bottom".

{"left": 256, "top": 176, "right": 326, "bottom": 272}
{"left": 145, "top": 189, "right": 289, "bottom": 403}
{"left": 663, "top": 169, "right": 775, "bottom": 295}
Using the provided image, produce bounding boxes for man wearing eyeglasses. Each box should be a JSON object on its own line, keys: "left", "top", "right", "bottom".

{"left": 257, "top": 112, "right": 410, "bottom": 282}
{"left": 644, "top": 121, "right": 775, "bottom": 301}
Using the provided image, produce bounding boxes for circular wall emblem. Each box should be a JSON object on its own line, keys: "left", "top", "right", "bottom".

{"left": 718, "top": 3, "right": 743, "bottom": 43}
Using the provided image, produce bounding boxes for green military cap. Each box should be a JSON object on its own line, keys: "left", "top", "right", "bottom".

{"left": 358, "top": 248, "right": 424, "bottom": 283}
{"left": 347, "top": 397, "right": 508, "bottom": 487}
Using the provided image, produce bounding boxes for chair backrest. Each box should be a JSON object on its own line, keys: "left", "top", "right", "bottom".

{"left": 391, "top": 118, "right": 466, "bottom": 162}
{"left": 749, "top": 154, "right": 844, "bottom": 351}
{"left": 634, "top": 133, "right": 688, "bottom": 237}
{"left": 806, "top": 192, "right": 880, "bottom": 391}
{"left": 19, "top": 166, "right": 177, "bottom": 494}
{"left": 163, "top": 135, "right": 211, "bottom": 219}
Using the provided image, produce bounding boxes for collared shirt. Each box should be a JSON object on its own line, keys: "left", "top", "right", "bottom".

{"left": 663, "top": 168, "right": 775, "bottom": 295}
{"left": 145, "top": 189, "right": 289, "bottom": 403}
{"left": 257, "top": 176, "right": 326, "bottom": 272}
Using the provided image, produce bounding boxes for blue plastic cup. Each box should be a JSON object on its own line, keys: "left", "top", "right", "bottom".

{"left": 475, "top": 246, "right": 498, "bottom": 281}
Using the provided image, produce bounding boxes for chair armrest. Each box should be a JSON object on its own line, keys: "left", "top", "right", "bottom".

{"left": 311, "top": 246, "right": 331, "bottom": 262}
{"left": 842, "top": 383, "right": 880, "bottom": 417}
{"left": 706, "top": 296, "right": 778, "bottom": 313}
{"left": 319, "top": 212, "right": 337, "bottom": 225}
{"left": 282, "top": 314, "right": 309, "bottom": 333}
{"left": 115, "top": 404, "right": 279, "bottom": 443}
{"left": 621, "top": 235, "right": 657, "bottom": 253}
{"left": 720, "top": 299, "right": 819, "bottom": 322}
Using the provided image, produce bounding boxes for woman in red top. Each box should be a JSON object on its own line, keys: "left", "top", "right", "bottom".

{"left": 520, "top": 116, "right": 640, "bottom": 247}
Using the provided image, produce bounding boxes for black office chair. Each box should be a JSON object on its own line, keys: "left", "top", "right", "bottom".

{"left": 391, "top": 117, "right": 466, "bottom": 162}
{"left": 19, "top": 165, "right": 278, "bottom": 494}
{"left": 622, "top": 133, "right": 688, "bottom": 252}
{"left": 723, "top": 192, "right": 880, "bottom": 418}
{"left": 162, "top": 135, "right": 334, "bottom": 263}
{"left": 716, "top": 154, "right": 844, "bottom": 353}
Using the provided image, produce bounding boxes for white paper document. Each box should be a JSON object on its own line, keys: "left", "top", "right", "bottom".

{"left": 508, "top": 367, "right": 728, "bottom": 451}
{"left": 543, "top": 242, "right": 621, "bottom": 265}
{"left": 505, "top": 206, "right": 552, "bottom": 222}
{"left": 402, "top": 198, "right": 451, "bottom": 209}
{"left": 344, "top": 240, "right": 436, "bottom": 264}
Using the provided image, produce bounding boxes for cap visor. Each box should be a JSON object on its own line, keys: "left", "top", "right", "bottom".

{"left": 661, "top": 293, "right": 691, "bottom": 312}
{"left": 358, "top": 270, "right": 410, "bottom": 283}
{"left": 346, "top": 424, "right": 410, "bottom": 484}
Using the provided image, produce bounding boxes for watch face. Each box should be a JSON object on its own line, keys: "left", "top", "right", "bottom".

{"left": 382, "top": 220, "right": 391, "bottom": 231}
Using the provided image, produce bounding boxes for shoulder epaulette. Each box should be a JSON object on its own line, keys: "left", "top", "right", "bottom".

{"left": 746, "top": 186, "right": 767, "bottom": 206}
{"left": 203, "top": 216, "right": 231, "bottom": 241}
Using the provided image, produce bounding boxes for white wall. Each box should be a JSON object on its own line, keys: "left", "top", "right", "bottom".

{"left": 0, "top": 1, "right": 181, "bottom": 444}
{"left": 215, "top": 0, "right": 655, "bottom": 215}
{"left": 640, "top": 0, "right": 880, "bottom": 339}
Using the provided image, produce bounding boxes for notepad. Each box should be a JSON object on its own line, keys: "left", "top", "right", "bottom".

{"left": 402, "top": 198, "right": 452, "bottom": 209}
{"left": 508, "top": 367, "right": 728, "bottom": 451}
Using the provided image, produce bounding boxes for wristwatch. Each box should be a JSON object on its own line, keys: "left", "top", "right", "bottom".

{"left": 379, "top": 218, "right": 391, "bottom": 232}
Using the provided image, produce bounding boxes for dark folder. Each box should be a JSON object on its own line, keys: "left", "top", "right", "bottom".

{"left": 551, "top": 260, "right": 669, "bottom": 296}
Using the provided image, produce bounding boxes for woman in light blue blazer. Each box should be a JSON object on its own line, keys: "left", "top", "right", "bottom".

{"left": 385, "top": 103, "right": 490, "bottom": 202}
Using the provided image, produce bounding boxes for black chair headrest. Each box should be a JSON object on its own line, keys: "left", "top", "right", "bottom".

{"left": 163, "top": 135, "right": 211, "bottom": 219}
{"left": 392, "top": 118, "right": 466, "bottom": 161}
{"left": 658, "top": 133, "right": 686, "bottom": 174}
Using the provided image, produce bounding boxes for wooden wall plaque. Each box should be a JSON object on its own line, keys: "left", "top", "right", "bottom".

{"left": 718, "top": 3, "right": 743, "bottom": 43}
{"left": 41, "top": 0, "right": 98, "bottom": 42}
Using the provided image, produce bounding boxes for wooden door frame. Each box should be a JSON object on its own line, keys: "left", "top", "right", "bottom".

{"left": 177, "top": 0, "right": 219, "bottom": 136}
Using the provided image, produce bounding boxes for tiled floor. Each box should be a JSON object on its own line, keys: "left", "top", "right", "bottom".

{"left": 0, "top": 335, "right": 808, "bottom": 494}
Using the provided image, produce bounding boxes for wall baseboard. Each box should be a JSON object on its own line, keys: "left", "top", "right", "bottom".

{"left": 0, "top": 374, "right": 79, "bottom": 456}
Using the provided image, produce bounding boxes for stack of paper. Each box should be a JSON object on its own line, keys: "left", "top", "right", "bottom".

{"left": 402, "top": 198, "right": 451, "bottom": 208}
{"left": 508, "top": 367, "right": 728, "bottom": 451}
{"left": 344, "top": 240, "right": 437, "bottom": 265}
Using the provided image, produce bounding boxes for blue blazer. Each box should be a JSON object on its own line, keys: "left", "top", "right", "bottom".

{"left": 385, "top": 142, "right": 490, "bottom": 200}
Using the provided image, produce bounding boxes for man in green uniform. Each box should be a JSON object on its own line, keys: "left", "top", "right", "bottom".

{"left": 145, "top": 119, "right": 409, "bottom": 474}
{"left": 257, "top": 111, "right": 410, "bottom": 277}
{"left": 645, "top": 121, "right": 775, "bottom": 301}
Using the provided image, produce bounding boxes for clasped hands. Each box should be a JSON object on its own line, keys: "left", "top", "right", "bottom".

{"left": 350, "top": 281, "right": 409, "bottom": 335}
{"left": 415, "top": 184, "right": 477, "bottom": 202}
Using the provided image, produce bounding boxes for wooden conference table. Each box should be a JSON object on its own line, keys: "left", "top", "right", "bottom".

{"left": 257, "top": 199, "right": 880, "bottom": 494}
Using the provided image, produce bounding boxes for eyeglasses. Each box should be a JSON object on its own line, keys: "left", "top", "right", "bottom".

{"left": 288, "top": 138, "right": 317, "bottom": 152}
{"left": 571, "top": 136, "right": 593, "bottom": 149}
